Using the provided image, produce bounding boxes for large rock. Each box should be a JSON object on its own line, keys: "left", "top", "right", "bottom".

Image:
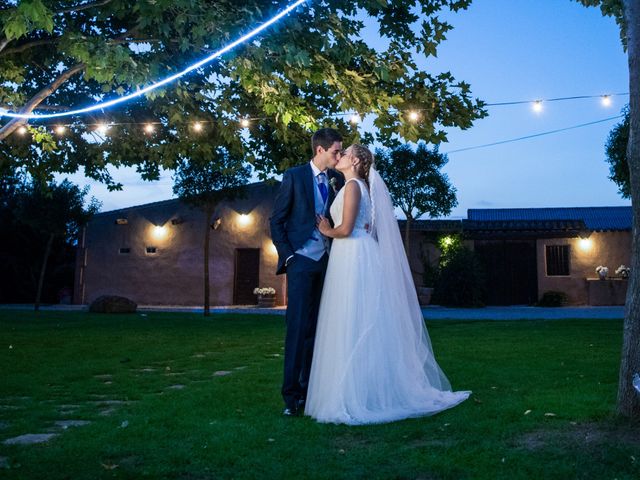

{"left": 89, "top": 295, "right": 137, "bottom": 313}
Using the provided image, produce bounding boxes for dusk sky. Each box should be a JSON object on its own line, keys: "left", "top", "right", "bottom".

{"left": 66, "top": 0, "right": 631, "bottom": 218}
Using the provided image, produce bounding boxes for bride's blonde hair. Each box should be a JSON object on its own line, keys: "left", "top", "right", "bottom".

{"left": 349, "top": 144, "right": 374, "bottom": 187}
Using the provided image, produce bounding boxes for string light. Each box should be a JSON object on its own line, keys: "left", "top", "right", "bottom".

{"left": 55, "top": 125, "right": 65, "bottom": 135}
{"left": 240, "top": 118, "right": 250, "bottom": 128}
{"left": 144, "top": 123, "right": 155, "bottom": 134}
{"left": 0, "top": 0, "right": 309, "bottom": 120}
{"left": 96, "top": 123, "right": 109, "bottom": 135}
{"left": 408, "top": 111, "right": 420, "bottom": 122}
{"left": 349, "top": 113, "right": 361, "bottom": 124}
{"left": 601, "top": 95, "right": 612, "bottom": 107}
{"left": 17, "top": 126, "right": 27, "bottom": 135}
{"left": 532, "top": 100, "right": 543, "bottom": 113}
{"left": 192, "top": 122, "right": 203, "bottom": 132}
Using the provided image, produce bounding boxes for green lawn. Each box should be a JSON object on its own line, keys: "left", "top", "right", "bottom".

{"left": 0, "top": 311, "right": 637, "bottom": 479}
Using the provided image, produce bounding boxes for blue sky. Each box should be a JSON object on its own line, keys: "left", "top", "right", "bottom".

{"left": 68, "top": 0, "right": 630, "bottom": 218}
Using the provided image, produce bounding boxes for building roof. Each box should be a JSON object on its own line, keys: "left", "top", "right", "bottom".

{"left": 95, "top": 181, "right": 279, "bottom": 217}
{"left": 467, "top": 207, "right": 632, "bottom": 231}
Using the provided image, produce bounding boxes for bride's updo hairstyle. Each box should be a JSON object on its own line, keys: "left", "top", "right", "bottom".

{"left": 349, "top": 144, "right": 374, "bottom": 187}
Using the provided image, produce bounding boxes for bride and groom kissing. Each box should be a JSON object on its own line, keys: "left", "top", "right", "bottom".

{"left": 270, "top": 128, "right": 470, "bottom": 425}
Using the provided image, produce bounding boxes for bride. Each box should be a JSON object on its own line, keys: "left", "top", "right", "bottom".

{"left": 306, "top": 144, "right": 470, "bottom": 425}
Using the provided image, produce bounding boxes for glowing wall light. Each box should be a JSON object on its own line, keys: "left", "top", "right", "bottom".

{"left": 237, "top": 214, "right": 252, "bottom": 228}
{"left": 578, "top": 238, "right": 593, "bottom": 252}
{"left": 152, "top": 225, "right": 168, "bottom": 240}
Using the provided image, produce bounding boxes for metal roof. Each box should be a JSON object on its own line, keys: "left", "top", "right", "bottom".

{"left": 467, "top": 207, "right": 632, "bottom": 231}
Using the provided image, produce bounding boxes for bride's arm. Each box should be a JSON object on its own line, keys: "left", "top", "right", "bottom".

{"left": 317, "top": 181, "right": 361, "bottom": 238}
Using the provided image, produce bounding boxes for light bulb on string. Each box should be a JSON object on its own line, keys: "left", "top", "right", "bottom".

{"left": 55, "top": 125, "right": 66, "bottom": 135}
{"left": 17, "top": 126, "right": 28, "bottom": 135}
{"left": 532, "top": 100, "right": 543, "bottom": 113}
{"left": 601, "top": 95, "right": 612, "bottom": 107}
{"left": 192, "top": 122, "right": 203, "bottom": 132}
{"left": 144, "top": 123, "right": 155, "bottom": 134}
{"left": 349, "top": 113, "right": 361, "bottom": 124}
{"left": 408, "top": 111, "right": 420, "bottom": 122}
{"left": 240, "top": 118, "right": 250, "bottom": 128}
{"left": 96, "top": 123, "right": 110, "bottom": 135}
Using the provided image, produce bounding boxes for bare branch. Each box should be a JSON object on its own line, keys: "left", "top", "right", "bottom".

{"left": 1, "top": 37, "right": 60, "bottom": 56}
{"left": 57, "top": 0, "right": 112, "bottom": 15}
{"left": 0, "top": 63, "right": 85, "bottom": 141}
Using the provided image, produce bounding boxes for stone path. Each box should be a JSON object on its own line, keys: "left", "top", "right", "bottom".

{"left": 1, "top": 362, "right": 247, "bottom": 450}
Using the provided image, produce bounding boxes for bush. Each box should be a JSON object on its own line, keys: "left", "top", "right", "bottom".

{"left": 432, "top": 247, "right": 486, "bottom": 307}
{"left": 537, "top": 290, "right": 568, "bottom": 307}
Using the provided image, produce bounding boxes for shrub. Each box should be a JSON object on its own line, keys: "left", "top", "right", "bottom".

{"left": 537, "top": 290, "right": 568, "bottom": 307}
{"left": 432, "top": 247, "right": 486, "bottom": 307}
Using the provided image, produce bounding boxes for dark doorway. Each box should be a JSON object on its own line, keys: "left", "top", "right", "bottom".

{"left": 234, "top": 248, "right": 260, "bottom": 305}
{"left": 474, "top": 240, "right": 538, "bottom": 305}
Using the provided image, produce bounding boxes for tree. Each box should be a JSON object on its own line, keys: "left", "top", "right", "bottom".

{"left": 172, "top": 148, "right": 250, "bottom": 316}
{"left": 375, "top": 143, "right": 457, "bottom": 256}
{"left": 574, "top": 0, "right": 640, "bottom": 418}
{"left": 0, "top": 0, "right": 486, "bottom": 186}
{"left": 605, "top": 106, "right": 630, "bottom": 198}
{"left": 13, "top": 177, "right": 100, "bottom": 310}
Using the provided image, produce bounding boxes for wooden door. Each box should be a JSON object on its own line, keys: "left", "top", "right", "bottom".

{"left": 475, "top": 240, "right": 538, "bottom": 305}
{"left": 233, "top": 248, "right": 260, "bottom": 305}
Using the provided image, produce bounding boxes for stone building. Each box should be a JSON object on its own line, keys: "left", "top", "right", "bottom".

{"left": 74, "top": 182, "right": 286, "bottom": 307}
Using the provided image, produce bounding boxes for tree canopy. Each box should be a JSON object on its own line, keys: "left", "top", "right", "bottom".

{"left": 1, "top": 0, "right": 486, "bottom": 187}
{"left": 605, "top": 106, "right": 630, "bottom": 198}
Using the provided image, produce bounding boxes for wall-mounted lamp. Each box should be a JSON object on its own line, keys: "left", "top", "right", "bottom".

{"left": 237, "top": 213, "right": 252, "bottom": 228}
{"left": 578, "top": 238, "right": 593, "bottom": 252}
{"left": 115, "top": 218, "right": 128, "bottom": 225}
{"left": 211, "top": 218, "right": 222, "bottom": 230}
{"left": 151, "top": 225, "right": 168, "bottom": 240}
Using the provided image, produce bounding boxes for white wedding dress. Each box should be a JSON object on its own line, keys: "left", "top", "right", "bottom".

{"left": 306, "top": 173, "right": 470, "bottom": 425}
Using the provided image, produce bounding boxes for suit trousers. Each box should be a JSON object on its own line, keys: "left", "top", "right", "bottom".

{"left": 282, "top": 252, "right": 329, "bottom": 409}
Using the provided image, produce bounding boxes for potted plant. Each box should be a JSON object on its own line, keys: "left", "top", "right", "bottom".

{"left": 253, "top": 287, "right": 276, "bottom": 307}
{"left": 615, "top": 264, "right": 631, "bottom": 279}
{"left": 595, "top": 265, "right": 609, "bottom": 280}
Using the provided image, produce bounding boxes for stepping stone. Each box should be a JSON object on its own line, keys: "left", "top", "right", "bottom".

{"left": 93, "top": 374, "right": 113, "bottom": 379}
{"left": 3, "top": 433, "right": 58, "bottom": 445}
{"left": 0, "top": 405, "right": 20, "bottom": 411}
{"left": 54, "top": 420, "right": 91, "bottom": 429}
{"left": 89, "top": 400, "right": 128, "bottom": 406}
{"left": 0, "top": 456, "right": 8, "bottom": 468}
{"left": 99, "top": 408, "right": 116, "bottom": 416}
{"left": 166, "top": 385, "right": 186, "bottom": 390}
{"left": 191, "top": 354, "right": 206, "bottom": 358}
{"left": 234, "top": 366, "right": 248, "bottom": 370}
{"left": 213, "top": 371, "right": 232, "bottom": 377}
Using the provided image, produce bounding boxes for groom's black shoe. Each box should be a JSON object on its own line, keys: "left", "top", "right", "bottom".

{"left": 296, "top": 398, "right": 306, "bottom": 413}
{"left": 282, "top": 406, "right": 298, "bottom": 417}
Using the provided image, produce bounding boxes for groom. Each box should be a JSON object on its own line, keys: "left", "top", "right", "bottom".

{"left": 270, "top": 128, "right": 344, "bottom": 416}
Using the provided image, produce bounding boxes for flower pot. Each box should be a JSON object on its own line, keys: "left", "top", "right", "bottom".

{"left": 416, "top": 287, "right": 434, "bottom": 306}
{"left": 257, "top": 294, "right": 276, "bottom": 308}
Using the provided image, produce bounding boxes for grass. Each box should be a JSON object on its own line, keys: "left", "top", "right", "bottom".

{"left": 0, "top": 310, "right": 637, "bottom": 479}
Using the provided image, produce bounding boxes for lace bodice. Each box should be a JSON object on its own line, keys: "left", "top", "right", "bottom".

{"left": 330, "top": 178, "right": 371, "bottom": 236}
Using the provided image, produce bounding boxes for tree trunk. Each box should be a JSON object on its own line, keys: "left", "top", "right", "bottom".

{"left": 203, "top": 206, "right": 213, "bottom": 317}
{"left": 404, "top": 215, "right": 413, "bottom": 258}
{"left": 618, "top": 0, "right": 640, "bottom": 419}
{"left": 35, "top": 233, "right": 55, "bottom": 312}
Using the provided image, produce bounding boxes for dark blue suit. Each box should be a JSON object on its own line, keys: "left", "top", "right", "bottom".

{"left": 270, "top": 163, "right": 343, "bottom": 410}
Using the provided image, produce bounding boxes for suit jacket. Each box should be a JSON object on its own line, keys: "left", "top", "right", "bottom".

{"left": 270, "top": 163, "right": 344, "bottom": 275}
